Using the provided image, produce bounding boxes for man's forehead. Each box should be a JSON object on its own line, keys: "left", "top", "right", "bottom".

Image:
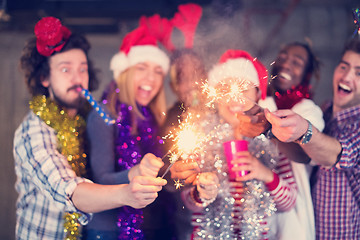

{"left": 50, "top": 49, "right": 87, "bottom": 64}
{"left": 281, "top": 46, "right": 308, "bottom": 61}
{"left": 341, "top": 50, "right": 360, "bottom": 67}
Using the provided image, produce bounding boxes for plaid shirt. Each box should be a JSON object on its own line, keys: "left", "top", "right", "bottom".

{"left": 313, "top": 104, "right": 360, "bottom": 239}
{"left": 13, "top": 111, "right": 92, "bottom": 239}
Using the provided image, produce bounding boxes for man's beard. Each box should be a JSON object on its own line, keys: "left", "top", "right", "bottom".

{"left": 51, "top": 88, "right": 86, "bottom": 110}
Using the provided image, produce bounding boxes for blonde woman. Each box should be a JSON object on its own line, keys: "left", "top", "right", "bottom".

{"left": 86, "top": 26, "right": 172, "bottom": 239}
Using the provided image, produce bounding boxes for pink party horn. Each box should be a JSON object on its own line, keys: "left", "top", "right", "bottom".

{"left": 223, "top": 140, "right": 248, "bottom": 179}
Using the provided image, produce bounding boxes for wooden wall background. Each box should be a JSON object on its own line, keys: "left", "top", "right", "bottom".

{"left": 0, "top": 32, "right": 29, "bottom": 239}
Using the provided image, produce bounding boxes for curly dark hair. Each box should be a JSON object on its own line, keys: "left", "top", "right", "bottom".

{"left": 342, "top": 37, "right": 360, "bottom": 57}
{"left": 20, "top": 33, "right": 100, "bottom": 97}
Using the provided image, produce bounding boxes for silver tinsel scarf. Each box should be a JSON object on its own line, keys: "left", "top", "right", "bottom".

{"left": 191, "top": 110, "right": 278, "bottom": 240}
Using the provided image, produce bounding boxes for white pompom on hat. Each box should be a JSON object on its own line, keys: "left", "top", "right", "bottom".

{"left": 110, "top": 26, "right": 170, "bottom": 80}
{"left": 208, "top": 50, "right": 268, "bottom": 99}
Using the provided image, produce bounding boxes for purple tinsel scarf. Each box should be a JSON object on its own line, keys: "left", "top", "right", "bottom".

{"left": 102, "top": 86, "right": 164, "bottom": 239}
{"left": 114, "top": 101, "right": 164, "bottom": 239}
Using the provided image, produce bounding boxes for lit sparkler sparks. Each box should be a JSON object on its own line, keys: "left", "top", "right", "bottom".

{"left": 160, "top": 78, "right": 262, "bottom": 184}
{"left": 201, "top": 78, "right": 256, "bottom": 108}
{"left": 176, "top": 125, "right": 202, "bottom": 155}
{"left": 174, "top": 179, "right": 184, "bottom": 189}
{"left": 161, "top": 112, "right": 205, "bottom": 179}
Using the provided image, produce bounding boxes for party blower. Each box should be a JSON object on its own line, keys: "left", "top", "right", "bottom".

{"left": 80, "top": 88, "right": 115, "bottom": 125}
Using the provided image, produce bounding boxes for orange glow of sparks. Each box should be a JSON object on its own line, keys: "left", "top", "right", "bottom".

{"left": 202, "top": 78, "right": 256, "bottom": 107}
{"left": 163, "top": 112, "right": 204, "bottom": 162}
{"left": 176, "top": 126, "right": 201, "bottom": 154}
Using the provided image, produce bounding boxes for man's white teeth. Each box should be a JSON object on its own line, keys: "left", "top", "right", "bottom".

{"left": 279, "top": 72, "right": 291, "bottom": 81}
{"left": 140, "top": 85, "right": 152, "bottom": 91}
{"left": 339, "top": 83, "right": 351, "bottom": 92}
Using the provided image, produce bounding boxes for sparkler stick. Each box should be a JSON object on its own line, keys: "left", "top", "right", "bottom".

{"left": 160, "top": 146, "right": 178, "bottom": 178}
{"left": 242, "top": 95, "right": 263, "bottom": 109}
{"left": 161, "top": 160, "right": 176, "bottom": 179}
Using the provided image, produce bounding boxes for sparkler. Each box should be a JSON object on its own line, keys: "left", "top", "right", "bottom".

{"left": 161, "top": 78, "right": 263, "bottom": 181}
{"left": 202, "top": 78, "right": 256, "bottom": 107}
{"left": 160, "top": 147, "right": 179, "bottom": 178}
{"left": 161, "top": 112, "right": 205, "bottom": 179}
{"left": 174, "top": 179, "right": 184, "bottom": 189}
{"left": 202, "top": 78, "right": 262, "bottom": 110}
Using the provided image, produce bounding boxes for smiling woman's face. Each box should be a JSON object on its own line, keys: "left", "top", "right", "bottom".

{"left": 217, "top": 78, "right": 259, "bottom": 126}
{"left": 132, "top": 61, "right": 164, "bottom": 106}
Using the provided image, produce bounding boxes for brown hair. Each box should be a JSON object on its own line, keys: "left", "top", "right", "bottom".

{"left": 170, "top": 48, "right": 207, "bottom": 91}
{"left": 342, "top": 37, "right": 360, "bottom": 57}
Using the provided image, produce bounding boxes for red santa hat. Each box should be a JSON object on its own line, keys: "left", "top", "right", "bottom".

{"left": 208, "top": 50, "right": 268, "bottom": 100}
{"left": 110, "top": 26, "right": 170, "bottom": 80}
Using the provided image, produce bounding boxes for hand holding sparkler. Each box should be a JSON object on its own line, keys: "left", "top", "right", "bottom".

{"left": 161, "top": 77, "right": 262, "bottom": 183}
{"left": 235, "top": 104, "right": 271, "bottom": 139}
{"left": 129, "top": 153, "right": 165, "bottom": 181}
{"left": 201, "top": 77, "right": 270, "bottom": 138}
{"left": 160, "top": 147, "right": 179, "bottom": 179}
{"left": 169, "top": 161, "right": 200, "bottom": 184}
{"left": 264, "top": 108, "right": 307, "bottom": 143}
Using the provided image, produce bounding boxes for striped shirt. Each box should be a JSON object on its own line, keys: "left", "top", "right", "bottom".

{"left": 268, "top": 152, "right": 297, "bottom": 211}
{"left": 313, "top": 104, "right": 360, "bottom": 239}
{"left": 13, "top": 111, "right": 91, "bottom": 239}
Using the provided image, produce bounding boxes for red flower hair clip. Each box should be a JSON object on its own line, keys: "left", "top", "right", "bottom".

{"left": 34, "top": 17, "right": 71, "bottom": 57}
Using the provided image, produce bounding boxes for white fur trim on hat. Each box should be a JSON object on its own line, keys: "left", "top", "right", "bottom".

{"left": 110, "top": 45, "right": 170, "bottom": 80}
{"left": 110, "top": 52, "right": 128, "bottom": 80}
{"left": 208, "top": 58, "right": 259, "bottom": 87}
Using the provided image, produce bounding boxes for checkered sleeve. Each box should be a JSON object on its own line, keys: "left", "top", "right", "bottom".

{"left": 14, "top": 112, "right": 92, "bottom": 217}
{"left": 336, "top": 133, "right": 360, "bottom": 169}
